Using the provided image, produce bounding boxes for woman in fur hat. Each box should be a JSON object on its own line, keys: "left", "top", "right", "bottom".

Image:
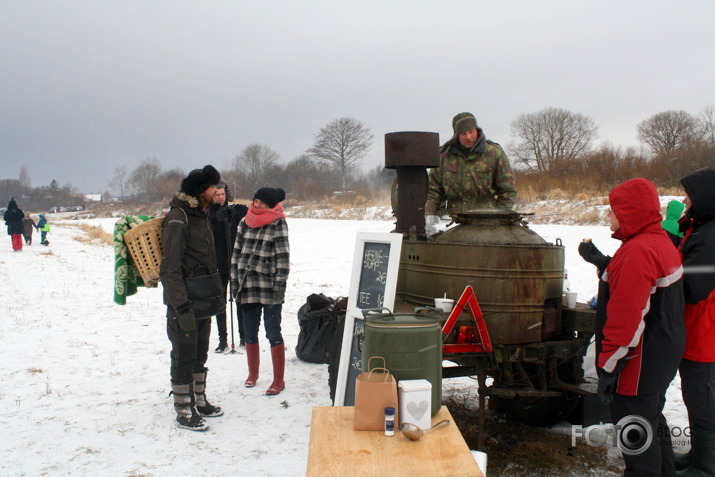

{"left": 160, "top": 165, "right": 224, "bottom": 431}
{"left": 230, "top": 187, "right": 290, "bottom": 395}
{"left": 4, "top": 198, "right": 25, "bottom": 251}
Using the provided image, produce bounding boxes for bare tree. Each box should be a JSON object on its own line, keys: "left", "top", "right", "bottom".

{"left": 108, "top": 166, "right": 129, "bottom": 200}
{"left": 509, "top": 107, "right": 598, "bottom": 173}
{"left": 282, "top": 154, "right": 338, "bottom": 200}
{"left": 129, "top": 157, "right": 162, "bottom": 201}
{"left": 636, "top": 110, "right": 698, "bottom": 156}
{"left": 227, "top": 144, "right": 281, "bottom": 194}
{"left": 306, "top": 117, "right": 373, "bottom": 192}
{"left": 154, "top": 168, "right": 185, "bottom": 200}
{"left": 698, "top": 104, "right": 715, "bottom": 147}
{"left": 19, "top": 166, "right": 31, "bottom": 189}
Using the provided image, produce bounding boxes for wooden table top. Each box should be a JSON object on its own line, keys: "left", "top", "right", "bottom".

{"left": 306, "top": 406, "right": 484, "bottom": 477}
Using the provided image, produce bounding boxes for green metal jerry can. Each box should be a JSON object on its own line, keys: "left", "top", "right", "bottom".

{"left": 362, "top": 309, "right": 442, "bottom": 416}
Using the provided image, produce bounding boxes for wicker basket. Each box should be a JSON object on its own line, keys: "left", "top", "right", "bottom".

{"left": 124, "top": 217, "right": 165, "bottom": 286}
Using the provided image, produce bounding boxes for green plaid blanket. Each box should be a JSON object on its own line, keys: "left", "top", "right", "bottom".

{"left": 113, "top": 215, "right": 157, "bottom": 305}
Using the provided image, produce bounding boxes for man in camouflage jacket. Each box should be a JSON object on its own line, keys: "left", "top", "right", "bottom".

{"left": 425, "top": 112, "right": 517, "bottom": 217}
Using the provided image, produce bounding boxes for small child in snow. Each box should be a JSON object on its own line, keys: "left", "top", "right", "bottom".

{"left": 37, "top": 214, "right": 51, "bottom": 245}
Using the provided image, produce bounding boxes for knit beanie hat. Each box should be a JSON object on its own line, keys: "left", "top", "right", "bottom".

{"left": 452, "top": 112, "right": 478, "bottom": 134}
{"left": 253, "top": 187, "right": 286, "bottom": 208}
{"left": 8, "top": 197, "right": 17, "bottom": 210}
{"left": 180, "top": 165, "right": 221, "bottom": 197}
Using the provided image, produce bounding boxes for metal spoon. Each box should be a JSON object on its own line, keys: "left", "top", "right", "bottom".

{"left": 400, "top": 419, "right": 450, "bottom": 441}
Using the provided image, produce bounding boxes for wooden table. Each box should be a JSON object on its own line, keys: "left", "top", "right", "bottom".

{"left": 306, "top": 406, "right": 484, "bottom": 477}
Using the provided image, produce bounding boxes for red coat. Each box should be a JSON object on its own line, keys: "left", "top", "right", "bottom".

{"left": 598, "top": 178, "right": 685, "bottom": 396}
{"left": 679, "top": 168, "right": 715, "bottom": 362}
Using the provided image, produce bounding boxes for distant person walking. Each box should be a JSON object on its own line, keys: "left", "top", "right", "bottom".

{"left": 4, "top": 198, "right": 25, "bottom": 251}
{"left": 37, "top": 213, "right": 50, "bottom": 245}
{"left": 22, "top": 213, "right": 38, "bottom": 245}
{"left": 230, "top": 187, "right": 290, "bottom": 395}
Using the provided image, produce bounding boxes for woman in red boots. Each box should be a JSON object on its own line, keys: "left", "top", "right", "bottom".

{"left": 231, "top": 187, "right": 290, "bottom": 395}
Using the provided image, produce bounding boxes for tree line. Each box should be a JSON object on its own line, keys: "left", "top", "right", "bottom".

{"left": 2, "top": 107, "right": 712, "bottom": 211}
{"left": 511, "top": 105, "right": 714, "bottom": 199}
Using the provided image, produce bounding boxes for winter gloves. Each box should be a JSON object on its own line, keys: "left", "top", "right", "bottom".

{"left": 578, "top": 240, "right": 611, "bottom": 273}
{"left": 273, "top": 291, "right": 285, "bottom": 303}
{"left": 597, "top": 368, "right": 618, "bottom": 405}
{"left": 176, "top": 303, "right": 197, "bottom": 332}
{"left": 425, "top": 215, "right": 441, "bottom": 238}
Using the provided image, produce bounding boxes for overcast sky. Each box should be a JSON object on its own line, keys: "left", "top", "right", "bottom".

{"left": 2, "top": 1, "right": 714, "bottom": 194}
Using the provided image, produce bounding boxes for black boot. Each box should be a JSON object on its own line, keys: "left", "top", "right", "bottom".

{"left": 193, "top": 370, "right": 223, "bottom": 417}
{"left": 170, "top": 382, "right": 208, "bottom": 431}
{"left": 214, "top": 341, "right": 229, "bottom": 354}
{"left": 675, "top": 449, "right": 692, "bottom": 471}
{"left": 678, "top": 426, "right": 715, "bottom": 477}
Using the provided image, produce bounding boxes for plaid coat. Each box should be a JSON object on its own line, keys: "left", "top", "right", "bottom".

{"left": 230, "top": 217, "right": 290, "bottom": 305}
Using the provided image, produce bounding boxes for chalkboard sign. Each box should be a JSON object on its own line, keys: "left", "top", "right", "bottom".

{"left": 356, "top": 241, "right": 391, "bottom": 309}
{"left": 334, "top": 232, "right": 402, "bottom": 406}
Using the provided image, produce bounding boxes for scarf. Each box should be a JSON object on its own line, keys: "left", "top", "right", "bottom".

{"left": 244, "top": 203, "right": 286, "bottom": 228}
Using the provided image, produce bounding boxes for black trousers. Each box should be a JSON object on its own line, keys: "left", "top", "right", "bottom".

{"left": 215, "top": 273, "right": 245, "bottom": 343}
{"left": 680, "top": 359, "right": 715, "bottom": 430}
{"left": 610, "top": 392, "right": 676, "bottom": 477}
{"left": 167, "top": 309, "right": 211, "bottom": 385}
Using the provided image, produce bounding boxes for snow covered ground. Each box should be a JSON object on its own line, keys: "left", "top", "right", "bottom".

{"left": 0, "top": 210, "right": 688, "bottom": 476}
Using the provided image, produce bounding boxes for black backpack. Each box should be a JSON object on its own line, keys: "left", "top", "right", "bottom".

{"left": 295, "top": 293, "right": 337, "bottom": 364}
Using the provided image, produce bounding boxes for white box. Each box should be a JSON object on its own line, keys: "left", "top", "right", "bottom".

{"left": 398, "top": 379, "right": 432, "bottom": 431}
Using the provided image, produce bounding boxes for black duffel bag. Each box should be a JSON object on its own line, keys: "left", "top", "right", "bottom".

{"left": 295, "top": 293, "right": 337, "bottom": 364}
{"left": 184, "top": 263, "right": 224, "bottom": 319}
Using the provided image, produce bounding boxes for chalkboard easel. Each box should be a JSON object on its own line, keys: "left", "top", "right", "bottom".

{"left": 334, "top": 232, "right": 402, "bottom": 406}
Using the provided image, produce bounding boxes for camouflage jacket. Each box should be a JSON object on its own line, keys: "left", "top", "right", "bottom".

{"left": 425, "top": 130, "right": 517, "bottom": 215}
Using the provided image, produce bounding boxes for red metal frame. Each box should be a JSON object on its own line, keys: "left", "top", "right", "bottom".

{"left": 441, "top": 285, "right": 493, "bottom": 353}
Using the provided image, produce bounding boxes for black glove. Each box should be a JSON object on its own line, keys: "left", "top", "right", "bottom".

{"left": 216, "top": 206, "right": 232, "bottom": 222}
{"left": 597, "top": 368, "right": 618, "bottom": 405}
{"left": 176, "top": 303, "right": 196, "bottom": 332}
{"left": 578, "top": 241, "right": 610, "bottom": 272}
{"left": 274, "top": 291, "right": 285, "bottom": 303}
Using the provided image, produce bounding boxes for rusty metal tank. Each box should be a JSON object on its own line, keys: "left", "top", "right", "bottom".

{"left": 397, "top": 209, "right": 565, "bottom": 345}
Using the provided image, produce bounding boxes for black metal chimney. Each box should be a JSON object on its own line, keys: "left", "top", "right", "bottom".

{"left": 384, "top": 132, "right": 440, "bottom": 235}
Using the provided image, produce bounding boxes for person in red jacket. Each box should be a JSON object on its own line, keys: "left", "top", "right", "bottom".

{"left": 597, "top": 178, "right": 685, "bottom": 477}
{"left": 675, "top": 168, "right": 715, "bottom": 476}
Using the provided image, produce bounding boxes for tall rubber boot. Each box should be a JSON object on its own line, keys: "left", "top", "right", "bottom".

{"left": 245, "top": 343, "right": 260, "bottom": 387}
{"left": 266, "top": 344, "right": 285, "bottom": 396}
{"left": 678, "top": 426, "right": 715, "bottom": 477}
{"left": 193, "top": 370, "right": 224, "bottom": 417}
{"left": 170, "top": 382, "right": 208, "bottom": 431}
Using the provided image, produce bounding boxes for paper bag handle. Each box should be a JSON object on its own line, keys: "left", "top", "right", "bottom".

{"left": 367, "top": 367, "right": 393, "bottom": 383}
{"left": 366, "top": 356, "right": 386, "bottom": 371}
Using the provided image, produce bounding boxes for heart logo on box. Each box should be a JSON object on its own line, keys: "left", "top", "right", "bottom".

{"left": 407, "top": 401, "right": 429, "bottom": 420}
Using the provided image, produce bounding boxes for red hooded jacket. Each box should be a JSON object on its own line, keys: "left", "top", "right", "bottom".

{"left": 598, "top": 178, "right": 685, "bottom": 396}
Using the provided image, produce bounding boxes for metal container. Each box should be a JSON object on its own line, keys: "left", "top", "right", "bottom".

{"left": 397, "top": 210, "right": 565, "bottom": 345}
{"left": 362, "top": 311, "right": 442, "bottom": 416}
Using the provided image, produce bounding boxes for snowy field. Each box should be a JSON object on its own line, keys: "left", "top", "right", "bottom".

{"left": 0, "top": 213, "right": 688, "bottom": 476}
